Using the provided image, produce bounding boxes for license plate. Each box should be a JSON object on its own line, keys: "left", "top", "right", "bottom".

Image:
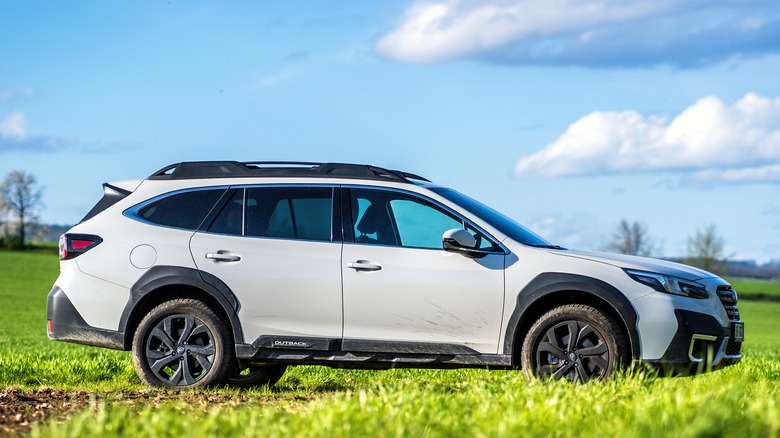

{"left": 732, "top": 322, "right": 744, "bottom": 342}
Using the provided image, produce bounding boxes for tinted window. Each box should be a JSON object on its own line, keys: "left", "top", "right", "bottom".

{"left": 245, "top": 187, "right": 332, "bottom": 241}
{"left": 138, "top": 189, "right": 225, "bottom": 230}
{"left": 208, "top": 190, "right": 244, "bottom": 235}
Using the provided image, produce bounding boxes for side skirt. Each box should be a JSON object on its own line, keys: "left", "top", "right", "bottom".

{"left": 236, "top": 336, "right": 513, "bottom": 370}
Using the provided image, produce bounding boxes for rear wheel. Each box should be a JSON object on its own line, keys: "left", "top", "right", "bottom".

{"left": 226, "top": 365, "right": 287, "bottom": 388}
{"left": 132, "top": 299, "right": 234, "bottom": 388}
{"left": 521, "top": 304, "right": 629, "bottom": 382}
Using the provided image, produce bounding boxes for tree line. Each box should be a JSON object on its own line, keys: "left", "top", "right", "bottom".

{"left": 605, "top": 219, "right": 725, "bottom": 273}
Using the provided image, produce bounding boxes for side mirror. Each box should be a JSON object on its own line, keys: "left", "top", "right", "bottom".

{"left": 443, "top": 228, "right": 477, "bottom": 250}
{"left": 443, "top": 228, "right": 492, "bottom": 258}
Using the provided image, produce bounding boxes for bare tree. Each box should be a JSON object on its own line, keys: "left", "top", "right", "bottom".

{"left": 686, "top": 224, "right": 725, "bottom": 273}
{"left": 0, "top": 170, "right": 44, "bottom": 249}
{"left": 605, "top": 219, "right": 656, "bottom": 256}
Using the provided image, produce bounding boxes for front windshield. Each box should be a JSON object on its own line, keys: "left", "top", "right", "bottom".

{"left": 432, "top": 187, "right": 557, "bottom": 248}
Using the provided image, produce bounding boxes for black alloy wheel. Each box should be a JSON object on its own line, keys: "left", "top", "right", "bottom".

{"left": 132, "top": 299, "right": 234, "bottom": 388}
{"left": 521, "top": 304, "right": 629, "bottom": 382}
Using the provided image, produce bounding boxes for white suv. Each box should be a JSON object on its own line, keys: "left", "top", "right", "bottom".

{"left": 47, "top": 161, "right": 743, "bottom": 387}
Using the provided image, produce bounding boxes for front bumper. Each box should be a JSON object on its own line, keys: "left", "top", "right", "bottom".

{"left": 644, "top": 309, "right": 742, "bottom": 374}
{"left": 47, "top": 286, "right": 125, "bottom": 350}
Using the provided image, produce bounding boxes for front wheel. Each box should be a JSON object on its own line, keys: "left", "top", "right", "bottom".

{"left": 132, "top": 299, "right": 234, "bottom": 388}
{"left": 520, "top": 304, "right": 629, "bottom": 382}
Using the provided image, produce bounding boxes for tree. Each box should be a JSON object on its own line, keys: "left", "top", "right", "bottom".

{"left": 0, "top": 170, "right": 44, "bottom": 249}
{"left": 686, "top": 224, "right": 725, "bottom": 273}
{"left": 605, "top": 219, "right": 656, "bottom": 256}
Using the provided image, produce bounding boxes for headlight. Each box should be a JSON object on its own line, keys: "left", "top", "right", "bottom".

{"left": 624, "top": 269, "right": 709, "bottom": 299}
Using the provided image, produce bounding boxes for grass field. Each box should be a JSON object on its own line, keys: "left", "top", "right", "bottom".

{"left": 1, "top": 251, "right": 779, "bottom": 437}
{"left": 727, "top": 277, "right": 780, "bottom": 301}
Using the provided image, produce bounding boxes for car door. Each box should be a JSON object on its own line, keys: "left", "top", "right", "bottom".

{"left": 190, "top": 186, "right": 343, "bottom": 345}
{"left": 341, "top": 187, "right": 506, "bottom": 354}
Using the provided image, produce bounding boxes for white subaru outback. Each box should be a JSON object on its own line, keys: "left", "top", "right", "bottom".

{"left": 47, "top": 161, "right": 743, "bottom": 387}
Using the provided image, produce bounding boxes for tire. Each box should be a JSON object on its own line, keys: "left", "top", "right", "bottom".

{"left": 226, "top": 365, "right": 287, "bottom": 388}
{"left": 520, "top": 304, "right": 629, "bottom": 382}
{"left": 132, "top": 298, "right": 235, "bottom": 388}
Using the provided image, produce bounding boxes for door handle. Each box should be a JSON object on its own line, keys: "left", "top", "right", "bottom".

{"left": 205, "top": 251, "right": 241, "bottom": 262}
{"left": 347, "top": 260, "right": 382, "bottom": 271}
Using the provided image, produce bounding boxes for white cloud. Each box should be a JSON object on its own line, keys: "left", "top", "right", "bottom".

{"left": 376, "top": 0, "right": 780, "bottom": 67}
{"left": 515, "top": 93, "right": 780, "bottom": 183}
{"left": 0, "top": 112, "right": 29, "bottom": 140}
{"left": 688, "top": 164, "right": 780, "bottom": 184}
{"left": 0, "top": 111, "right": 70, "bottom": 153}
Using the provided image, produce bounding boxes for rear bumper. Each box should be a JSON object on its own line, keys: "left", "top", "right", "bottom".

{"left": 643, "top": 309, "right": 742, "bottom": 374}
{"left": 46, "top": 286, "right": 126, "bottom": 350}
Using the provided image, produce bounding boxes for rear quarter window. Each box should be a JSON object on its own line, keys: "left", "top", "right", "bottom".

{"left": 134, "top": 189, "right": 226, "bottom": 230}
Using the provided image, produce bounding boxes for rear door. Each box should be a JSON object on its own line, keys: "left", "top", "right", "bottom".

{"left": 190, "top": 185, "right": 343, "bottom": 344}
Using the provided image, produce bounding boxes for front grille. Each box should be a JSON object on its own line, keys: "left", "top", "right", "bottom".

{"left": 716, "top": 286, "right": 740, "bottom": 321}
{"left": 725, "top": 340, "right": 742, "bottom": 356}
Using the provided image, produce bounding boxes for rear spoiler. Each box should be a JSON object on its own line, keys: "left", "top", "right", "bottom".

{"left": 79, "top": 182, "right": 135, "bottom": 223}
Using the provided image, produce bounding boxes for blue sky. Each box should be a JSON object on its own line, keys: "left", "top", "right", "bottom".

{"left": 1, "top": 0, "right": 779, "bottom": 262}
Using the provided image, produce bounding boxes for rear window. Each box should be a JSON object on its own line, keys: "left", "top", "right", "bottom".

{"left": 135, "top": 189, "right": 226, "bottom": 230}
{"left": 205, "top": 186, "right": 333, "bottom": 241}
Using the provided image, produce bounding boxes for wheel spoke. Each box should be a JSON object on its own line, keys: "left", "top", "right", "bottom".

{"left": 577, "top": 324, "right": 596, "bottom": 344}
{"left": 579, "top": 342, "right": 608, "bottom": 357}
{"left": 566, "top": 321, "right": 580, "bottom": 352}
{"left": 168, "top": 365, "right": 184, "bottom": 386}
{"left": 576, "top": 365, "right": 591, "bottom": 383}
{"left": 538, "top": 363, "right": 561, "bottom": 375}
{"left": 145, "top": 349, "right": 169, "bottom": 361}
{"left": 178, "top": 315, "right": 197, "bottom": 344}
{"left": 189, "top": 321, "right": 209, "bottom": 339}
{"left": 552, "top": 361, "right": 575, "bottom": 380}
{"left": 181, "top": 355, "right": 198, "bottom": 385}
{"left": 189, "top": 345, "right": 215, "bottom": 357}
{"left": 587, "top": 355, "right": 609, "bottom": 372}
{"left": 163, "top": 317, "right": 175, "bottom": 343}
{"left": 538, "top": 342, "right": 566, "bottom": 360}
{"left": 150, "top": 356, "right": 178, "bottom": 376}
{"left": 150, "top": 326, "right": 176, "bottom": 351}
{"left": 192, "top": 352, "right": 213, "bottom": 371}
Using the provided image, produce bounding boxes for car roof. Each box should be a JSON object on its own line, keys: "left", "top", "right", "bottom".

{"left": 148, "top": 161, "right": 431, "bottom": 185}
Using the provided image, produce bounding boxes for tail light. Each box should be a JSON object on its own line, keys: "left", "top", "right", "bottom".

{"left": 59, "top": 234, "right": 103, "bottom": 260}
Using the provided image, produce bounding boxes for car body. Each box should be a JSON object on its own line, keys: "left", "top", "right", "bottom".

{"left": 47, "top": 161, "right": 743, "bottom": 387}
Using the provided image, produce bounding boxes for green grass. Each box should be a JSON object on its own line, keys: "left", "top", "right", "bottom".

{"left": 2, "top": 252, "right": 780, "bottom": 437}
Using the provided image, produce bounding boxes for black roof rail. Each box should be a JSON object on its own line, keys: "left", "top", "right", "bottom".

{"left": 148, "top": 161, "right": 431, "bottom": 184}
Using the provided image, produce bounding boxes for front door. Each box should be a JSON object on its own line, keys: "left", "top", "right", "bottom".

{"left": 341, "top": 188, "right": 505, "bottom": 354}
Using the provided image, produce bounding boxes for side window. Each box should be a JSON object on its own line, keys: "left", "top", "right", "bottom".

{"left": 137, "top": 189, "right": 225, "bottom": 230}
{"left": 389, "top": 199, "right": 462, "bottom": 249}
{"left": 245, "top": 187, "right": 333, "bottom": 241}
{"left": 208, "top": 189, "right": 244, "bottom": 235}
{"left": 351, "top": 189, "right": 497, "bottom": 251}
